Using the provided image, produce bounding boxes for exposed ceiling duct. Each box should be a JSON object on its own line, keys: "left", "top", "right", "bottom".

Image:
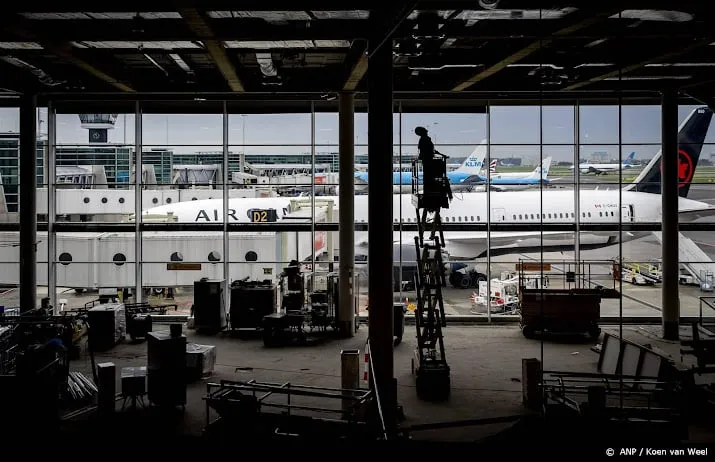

{"left": 256, "top": 52, "right": 282, "bottom": 85}
{"left": 0, "top": 55, "right": 65, "bottom": 86}
{"left": 478, "top": 0, "right": 501, "bottom": 10}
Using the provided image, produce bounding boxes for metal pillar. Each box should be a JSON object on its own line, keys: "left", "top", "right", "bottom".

{"left": 486, "top": 102, "right": 491, "bottom": 323}
{"left": 311, "top": 102, "right": 316, "bottom": 272}
{"left": 19, "top": 93, "right": 37, "bottom": 312}
{"left": 134, "top": 102, "right": 143, "bottom": 303}
{"left": 661, "top": 89, "right": 679, "bottom": 340}
{"left": 367, "top": 27, "right": 396, "bottom": 432}
{"left": 574, "top": 102, "right": 580, "bottom": 263}
{"left": 338, "top": 92, "right": 355, "bottom": 336}
{"left": 222, "top": 101, "right": 230, "bottom": 314}
{"left": 47, "top": 103, "right": 57, "bottom": 313}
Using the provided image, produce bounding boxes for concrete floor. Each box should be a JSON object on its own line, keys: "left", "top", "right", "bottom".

{"left": 58, "top": 322, "right": 715, "bottom": 443}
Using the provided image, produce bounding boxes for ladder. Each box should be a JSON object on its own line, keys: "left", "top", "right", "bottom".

{"left": 410, "top": 157, "right": 451, "bottom": 401}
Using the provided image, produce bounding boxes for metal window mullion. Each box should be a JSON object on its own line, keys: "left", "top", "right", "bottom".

{"left": 48, "top": 103, "right": 57, "bottom": 314}
{"left": 223, "top": 101, "right": 230, "bottom": 312}
{"left": 574, "top": 101, "right": 580, "bottom": 264}
{"left": 135, "top": 101, "right": 142, "bottom": 302}
{"left": 398, "top": 102, "right": 403, "bottom": 303}
{"left": 486, "top": 101, "right": 491, "bottom": 324}
{"left": 311, "top": 102, "right": 316, "bottom": 271}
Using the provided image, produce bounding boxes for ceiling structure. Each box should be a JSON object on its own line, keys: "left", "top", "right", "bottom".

{"left": 0, "top": 1, "right": 713, "bottom": 105}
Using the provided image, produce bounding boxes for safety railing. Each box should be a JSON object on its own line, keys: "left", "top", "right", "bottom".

{"left": 699, "top": 296, "right": 715, "bottom": 335}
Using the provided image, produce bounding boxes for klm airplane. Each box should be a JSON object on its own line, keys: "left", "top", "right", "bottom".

{"left": 354, "top": 142, "right": 487, "bottom": 192}
{"left": 463, "top": 156, "right": 554, "bottom": 190}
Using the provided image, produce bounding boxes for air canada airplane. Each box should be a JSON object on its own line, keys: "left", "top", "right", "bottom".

{"left": 140, "top": 106, "right": 714, "bottom": 261}
{"left": 570, "top": 151, "right": 636, "bottom": 175}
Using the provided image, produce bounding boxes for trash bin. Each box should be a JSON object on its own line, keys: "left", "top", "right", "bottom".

{"left": 393, "top": 303, "right": 406, "bottom": 346}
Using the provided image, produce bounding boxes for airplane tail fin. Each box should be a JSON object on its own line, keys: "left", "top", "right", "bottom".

{"left": 626, "top": 106, "right": 713, "bottom": 198}
{"left": 622, "top": 151, "right": 636, "bottom": 165}
{"left": 452, "top": 140, "right": 487, "bottom": 175}
{"left": 530, "top": 156, "right": 552, "bottom": 180}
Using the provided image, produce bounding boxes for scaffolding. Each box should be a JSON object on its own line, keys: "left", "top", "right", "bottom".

{"left": 410, "top": 156, "right": 451, "bottom": 401}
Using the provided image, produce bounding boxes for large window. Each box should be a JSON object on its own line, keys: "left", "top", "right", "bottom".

{"left": 1, "top": 101, "right": 713, "bottom": 325}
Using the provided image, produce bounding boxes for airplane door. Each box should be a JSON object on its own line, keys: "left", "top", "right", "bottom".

{"left": 621, "top": 204, "right": 634, "bottom": 222}
{"left": 491, "top": 208, "right": 505, "bottom": 222}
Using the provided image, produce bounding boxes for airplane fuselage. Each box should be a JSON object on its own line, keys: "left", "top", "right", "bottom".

{"left": 142, "top": 189, "right": 709, "bottom": 259}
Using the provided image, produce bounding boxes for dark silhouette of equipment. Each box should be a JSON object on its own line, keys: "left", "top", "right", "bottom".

{"left": 229, "top": 279, "right": 278, "bottom": 330}
{"left": 410, "top": 148, "right": 451, "bottom": 401}
{"left": 193, "top": 278, "right": 227, "bottom": 333}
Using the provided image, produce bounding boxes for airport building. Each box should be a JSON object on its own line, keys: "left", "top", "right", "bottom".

{"left": 1, "top": 3, "right": 715, "bottom": 448}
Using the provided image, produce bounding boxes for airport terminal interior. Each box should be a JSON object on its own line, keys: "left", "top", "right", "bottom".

{"left": 1, "top": 1, "right": 715, "bottom": 451}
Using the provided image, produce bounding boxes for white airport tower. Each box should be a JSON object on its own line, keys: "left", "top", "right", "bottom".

{"left": 78, "top": 113, "right": 118, "bottom": 143}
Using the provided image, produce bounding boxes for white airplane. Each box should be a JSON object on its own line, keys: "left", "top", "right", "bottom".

{"left": 140, "top": 106, "right": 714, "bottom": 262}
{"left": 461, "top": 156, "right": 556, "bottom": 192}
{"left": 570, "top": 151, "right": 637, "bottom": 175}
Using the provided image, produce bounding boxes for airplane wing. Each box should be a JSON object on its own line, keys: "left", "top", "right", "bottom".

{"left": 678, "top": 206, "right": 715, "bottom": 221}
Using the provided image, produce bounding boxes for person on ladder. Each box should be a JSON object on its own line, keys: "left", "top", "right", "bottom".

{"left": 415, "top": 126, "right": 452, "bottom": 203}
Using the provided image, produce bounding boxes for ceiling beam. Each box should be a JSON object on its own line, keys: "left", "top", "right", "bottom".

{"left": 451, "top": 7, "right": 621, "bottom": 92}
{"left": 342, "top": 40, "right": 368, "bottom": 91}
{"left": 683, "top": 88, "right": 715, "bottom": 112}
{"left": 177, "top": 7, "right": 244, "bottom": 92}
{"left": 342, "top": 3, "right": 416, "bottom": 91}
{"left": 4, "top": 16, "right": 135, "bottom": 92}
{"left": 562, "top": 39, "right": 713, "bottom": 91}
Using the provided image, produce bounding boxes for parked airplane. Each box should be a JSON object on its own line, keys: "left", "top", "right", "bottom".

{"left": 140, "top": 107, "right": 714, "bottom": 262}
{"left": 353, "top": 141, "right": 487, "bottom": 193}
{"left": 460, "top": 156, "right": 554, "bottom": 191}
{"left": 570, "top": 151, "right": 636, "bottom": 175}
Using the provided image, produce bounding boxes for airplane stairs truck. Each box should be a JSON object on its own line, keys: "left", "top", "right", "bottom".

{"left": 652, "top": 231, "right": 714, "bottom": 292}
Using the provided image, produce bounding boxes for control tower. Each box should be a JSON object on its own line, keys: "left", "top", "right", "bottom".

{"left": 78, "top": 113, "right": 118, "bottom": 143}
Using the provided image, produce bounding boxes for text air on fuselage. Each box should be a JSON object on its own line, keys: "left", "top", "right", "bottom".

{"left": 194, "top": 207, "right": 284, "bottom": 222}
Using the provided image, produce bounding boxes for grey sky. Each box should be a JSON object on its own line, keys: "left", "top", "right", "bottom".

{"left": 1, "top": 104, "right": 713, "bottom": 164}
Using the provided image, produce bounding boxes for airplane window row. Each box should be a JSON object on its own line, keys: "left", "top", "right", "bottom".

{"left": 378, "top": 210, "right": 618, "bottom": 224}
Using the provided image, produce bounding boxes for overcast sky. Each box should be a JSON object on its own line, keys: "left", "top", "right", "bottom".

{"left": 1, "top": 104, "right": 713, "bottom": 164}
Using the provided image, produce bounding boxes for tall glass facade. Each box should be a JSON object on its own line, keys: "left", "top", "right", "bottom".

{"left": 0, "top": 101, "right": 713, "bottom": 326}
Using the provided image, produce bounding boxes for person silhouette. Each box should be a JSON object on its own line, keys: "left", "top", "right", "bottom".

{"left": 415, "top": 126, "right": 452, "bottom": 202}
{"left": 415, "top": 126, "right": 434, "bottom": 161}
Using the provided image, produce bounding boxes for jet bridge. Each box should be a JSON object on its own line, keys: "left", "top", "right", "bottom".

{"left": 282, "top": 197, "right": 335, "bottom": 263}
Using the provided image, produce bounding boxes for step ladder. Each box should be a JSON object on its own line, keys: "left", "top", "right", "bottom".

{"left": 410, "top": 157, "right": 451, "bottom": 401}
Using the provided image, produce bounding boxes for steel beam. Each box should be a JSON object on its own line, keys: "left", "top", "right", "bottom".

{"left": 452, "top": 7, "right": 620, "bottom": 92}
{"left": 178, "top": 8, "right": 245, "bottom": 92}
{"left": 563, "top": 39, "right": 713, "bottom": 91}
